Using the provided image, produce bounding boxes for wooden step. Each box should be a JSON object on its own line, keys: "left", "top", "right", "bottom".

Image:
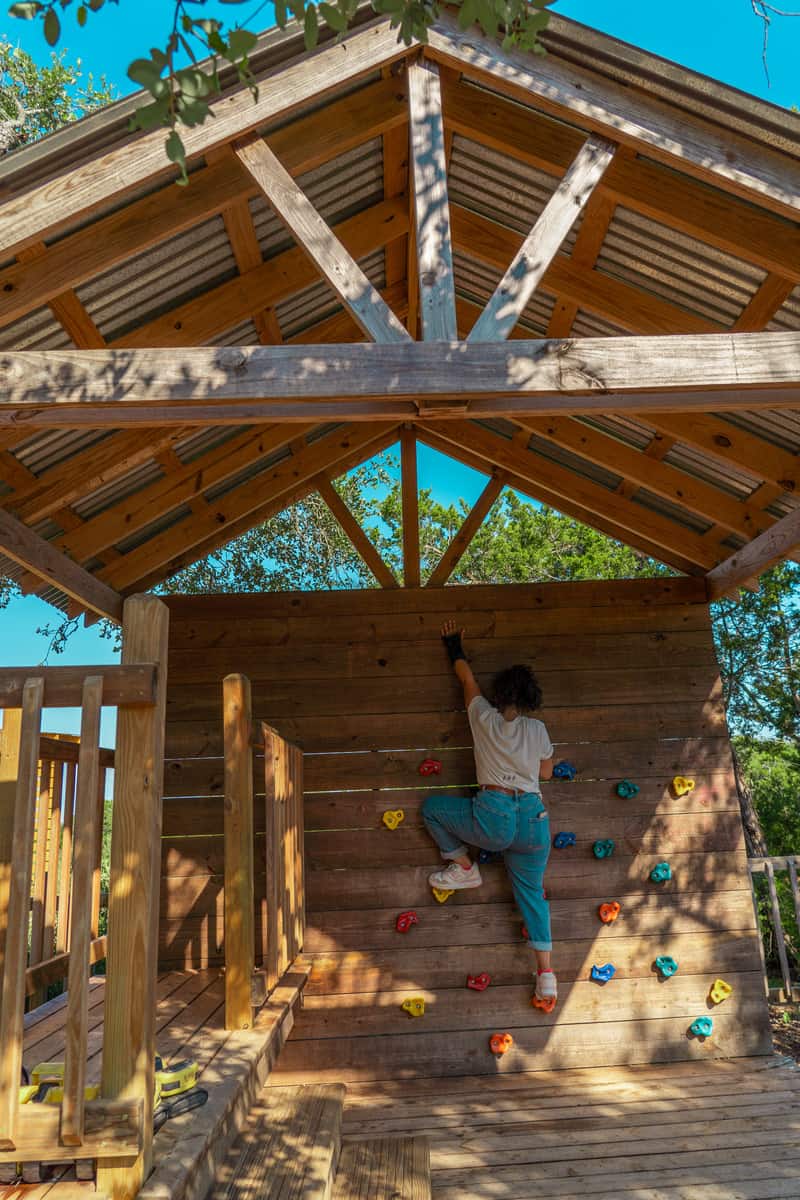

{"left": 333, "top": 1137, "right": 431, "bottom": 1200}
{"left": 209, "top": 1083, "right": 345, "bottom": 1200}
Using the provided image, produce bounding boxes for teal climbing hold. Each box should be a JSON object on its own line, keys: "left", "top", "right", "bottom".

{"left": 690, "top": 1016, "right": 713, "bottom": 1037}
{"left": 655, "top": 955, "right": 678, "bottom": 978}
{"left": 616, "top": 780, "right": 640, "bottom": 799}
{"left": 593, "top": 839, "right": 615, "bottom": 859}
{"left": 650, "top": 861, "right": 672, "bottom": 883}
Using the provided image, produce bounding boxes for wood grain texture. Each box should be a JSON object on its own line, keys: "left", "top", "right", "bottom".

{"left": 223, "top": 675, "right": 255, "bottom": 1031}
{"left": 0, "top": 664, "right": 156, "bottom": 709}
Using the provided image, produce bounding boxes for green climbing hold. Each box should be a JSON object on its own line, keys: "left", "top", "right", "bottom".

{"left": 616, "top": 780, "right": 639, "bottom": 799}
{"left": 593, "top": 839, "right": 615, "bottom": 859}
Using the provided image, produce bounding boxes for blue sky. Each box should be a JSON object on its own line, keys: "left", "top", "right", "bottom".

{"left": 1, "top": 1, "right": 797, "bottom": 732}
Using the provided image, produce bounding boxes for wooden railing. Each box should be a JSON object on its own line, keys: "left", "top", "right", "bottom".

{"left": 748, "top": 854, "right": 800, "bottom": 1001}
{"left": 0, "top": 595, "right": 169, "bottom": 1200}
{"left": 222, "top": 674, "right": 305, "bottom": 1031}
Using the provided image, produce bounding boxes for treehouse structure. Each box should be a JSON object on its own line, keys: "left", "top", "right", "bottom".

{"left": 1, "top": 6, "right": 800, "bottom": 1198}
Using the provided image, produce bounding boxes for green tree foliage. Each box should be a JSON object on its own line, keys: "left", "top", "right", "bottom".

{"left": 0, "top": 35, "right": 113, "bottom": 154}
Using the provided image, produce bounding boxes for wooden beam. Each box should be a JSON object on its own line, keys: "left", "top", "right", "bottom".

{"left": 732, "top": 274, "right": 796, "bottom": 332}
{"left": 546, "top": 169, "right": 622, "bottom": 337}
{"left": 223, "top": 673, "right": 255, "bottom": 1031}
{"left": 468, "top": 136, "right": 615, "bottom": 342}
{"left": 382, "top": 64, "right": 410, "bottom": 295}
{"left": 235, "top": 137, "right": 410, "bottom": 344}
{"left": 0, "top": 507, "right": 123, "bottom": 621}
{"left": 707, "top": 507, "right": 800, "bottom": 600}
{"left": 0, "top": 21, "right": 409, "bottom": 259}
{"left": 400, "top": 427, "right": 421, "bottom": 586}
{"left": 0, "top": 1099, "right": 141, "bottom": 1165}
{"left": 426, "top": 473, "right": 505, "bottom": 587}
{"left": 0, "top": 666, "right": 155, "bottom": 709}
{"left": 426, "top": 14, "right": 800, "bottom": 221}
{"left": 0, "top": 711, "right": 21, "bottom": 985}
{"left": 25, "top": 935, "right": 107, "bottom": 997}
{"left": 16, "top": 244, "right": 106, "bottom": 350}
{"left": 425, "top": 420, "right": 720, "bottom": 569}
{"left": 317, "top": 476, "right": 398, "bottom": 588}
{"left": 408, "top": 61, "right": 457, "bottom": 341}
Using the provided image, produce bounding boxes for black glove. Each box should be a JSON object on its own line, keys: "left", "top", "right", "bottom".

{"left": 442, "top": 630, "right": 467, "bottom": 665}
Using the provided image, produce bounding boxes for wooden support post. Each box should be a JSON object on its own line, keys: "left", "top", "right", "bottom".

{"left": 98, "top": 595, "right": 168, "bottom": 1200}
{"left": 223, "top": 674, "right": 255, "bottom": 1032}
{"left": 90, "top": 767, "right": 106, "bottom": 941}
{"left": 61, "top": 676, "right": 103, "bottom": 1146}
{"left": 408, "top": 60, "right": 457, "bottom": 342}
{"left": 426, "top": 474, "right": 505, "bottom": 587}
{"left": 0, "top": 679, "right": 43, "bottom": 1150}
{"left": 292, "top": 744, "right": 305, "bottom": 954}
{"left": 55, "top": 762, "right": 76, "bottom": 955}
{"left": 0, "top": 709, "right": 21, "bottom": 985}
{"left": 42, "top": 760, "right": 64, "bottom": 963}
{"left": 401, "top": 428, "right": 421, "bottom": 587}
{"left": 788, "top": 859, "right": 800, "bottom": 958}
{"left": 28, "top": 760, "right": 52, "bottom": 1007}
{"left": 263, "top": 726, "right": 280, "bottom": 994}
{"left": 764, "top": 859, "right": 794, "bottom": 1000}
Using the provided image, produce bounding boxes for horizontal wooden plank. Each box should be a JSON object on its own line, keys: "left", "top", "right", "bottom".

{"left": 273, "top": 1010, "right": 773, "bottom": 1081}
{"left": 0, "top": 664, "right": 157, "bottom": 708}
{"left": 292, "top": 972, "right": 765, "bottom": 1040}
{"left": 304, "top": 928, "right": 763, "bottom": 994}
{"left": 38, "top": 735, "right": 115, "bottom": 768}
{"left": 0, "top": 1098, "right": 142, "bottom": 1162}
{"left": 165, "top": 698, "right": 726, "bottom": 757}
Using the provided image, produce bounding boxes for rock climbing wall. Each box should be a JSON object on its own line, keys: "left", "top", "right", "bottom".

{"left": 161, "top": 578, "right": 773, "bottom": 1080}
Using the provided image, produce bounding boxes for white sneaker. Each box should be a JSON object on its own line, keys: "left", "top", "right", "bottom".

{"left": 428, "top": 861, "right": 483, "bottom": 890}
{"left": 534, "top": 970, "right": 558, "bottom": 1005}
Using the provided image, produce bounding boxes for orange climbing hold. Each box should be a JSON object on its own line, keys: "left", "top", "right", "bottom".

{"left": 598, "top": 901, "right": 621, "bottom": 924}
{"left": 531, "top": 993, "right": 557, "bottom": 1014}
{"left": 490, "top": 1032, "right": 513, "bottom": 1056}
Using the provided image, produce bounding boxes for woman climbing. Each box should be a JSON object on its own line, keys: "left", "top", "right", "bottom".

{"left": 422, "top": 620, "right": 557, "bottom": 1011}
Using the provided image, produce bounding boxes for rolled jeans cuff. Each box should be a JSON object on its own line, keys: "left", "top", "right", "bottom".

{"left": 442, "top": 844, "right": 469, "bottom": 861}
{"left": 528, "top": 940, "right": 552, "bottom": 952}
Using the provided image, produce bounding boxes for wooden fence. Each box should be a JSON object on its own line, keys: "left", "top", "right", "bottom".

{"left": 0, "top": 594, "right": 169, "bottom": 1200}
{"left": 222, "top": 673, "right": 305, "bottom": 1031}
{"left": 749, "top": 854, "right": 800, "bottom": 1001}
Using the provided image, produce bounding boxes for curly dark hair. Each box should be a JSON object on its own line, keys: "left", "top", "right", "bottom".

{"left": 490, "top": 664, "right": 543, "bottom": 713}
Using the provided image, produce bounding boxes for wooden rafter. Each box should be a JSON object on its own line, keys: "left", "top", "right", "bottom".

{"left": 416, "top": 427, "right": 704, "bottom": 576}
{"left": 732, "top": 274, "right": 796, "bottom": 333}
{"left": 235, "top": 136, "right": 410, "bottom": 344}
{"left": 16, "top": 244, "right": 106, "bottom": 350}
{"left": 408, "top": 60, "right": 457, "bottom": 342}
{"left": 426, "top": 15, "right": 800, "bottom": 222}
{"left": 381, "top": 64, "right": 410, "bottom": 300}
{"left": 400, "top": 427, "right": 421, "bottom": 587}
{"left": 0, "top": 507, "right": 122, "bottom": 621}
{"left": 426, "top": 473, "right": 505, "bottom": 587}
{"left": 316, "top": 475, "right": 398, "bottom": 588}
{"left": 707, "top": 506, "right": 800, "bottom": 600}
{"left": 468, "top": 135, "right": 615, "bottom": 343}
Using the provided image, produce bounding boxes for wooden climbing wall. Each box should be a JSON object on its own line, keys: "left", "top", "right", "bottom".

{"left": 162, "top": 578, "right": 773, "bottom": 1080}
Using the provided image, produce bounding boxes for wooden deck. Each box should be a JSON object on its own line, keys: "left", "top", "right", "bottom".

{"left": 339, "top": 1056, "right": 800, "bottom": 1198}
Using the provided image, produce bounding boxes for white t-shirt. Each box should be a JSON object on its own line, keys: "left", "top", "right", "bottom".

{"left": 468, "top": 695, "right": 553, "bottom": 793}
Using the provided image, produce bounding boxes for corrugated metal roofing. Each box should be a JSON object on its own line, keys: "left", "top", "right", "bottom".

{"left": 715, "top": 411, "right": 800, "bottom": 455}
{"left": 453, "top": 250, "right": 555, "bottom": 335}
{"left": 277, "top": 249, "right": 385, "bottom": 339}
{"left": 767, "top": 285, "right": 800, "bottom": 333}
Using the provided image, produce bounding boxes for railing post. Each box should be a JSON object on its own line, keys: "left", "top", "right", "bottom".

{"left": 223, "top": 674, "right": 255, "bottom": 1031}
{"left": 263, "top": 725, "right": 286, "bottom": 993}
{"left": 97, "top": 595, "right": 168, "bottom": 1200}
{"left": 0, "top": 708, "right": 22, "bottom": 987}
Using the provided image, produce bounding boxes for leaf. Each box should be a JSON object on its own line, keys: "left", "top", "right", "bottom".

{"left": 129, "top": 98, "right": 169, "bottom": 131}
{"left": 226, "top": 28, "right": 258, "bottom": 58}
{"left": 457, "top": 0, "right": 479, "bottom": 29}
{"left": 88, "top": 0, "right": 105, "bottom": 10}
{"left": 176, "top": 96, "right": 210, "bottom": 127}
{"left": 165, "top": 129, "right": 189, "bottom": 185}
{"left": 43, "top": 7, "right": 60, "bottom": 44}
{"left": 77, "top": 4, "right": 87, "bottom": 26}
{"left": 175, "top": 67, "right": 214, "bottom": 99}
{"left": 319, "top": 1, "right": 346, "bottom": 30}
{"left": 304, "top": 5, "right": 319, "bottom": 49}
{"left": 8, "top": 2, "right": 43, "bottom": 17}
{"left": 127, "top": 56, "right": 164, "bottom": 92}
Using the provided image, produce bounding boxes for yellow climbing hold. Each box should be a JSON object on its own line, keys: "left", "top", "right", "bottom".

{"left": 709, "top": 978, "right": 733, "bottom": 1004}
{"left": 432, "top": 887, "right": 454, "bottom": 903}
{"left": 382, "top": 809, "right": 405, "bottom": 830}
{"left": 401, "top": 997, "right": 425, "bottom": 1018}
{"left": 672, "top": 776, "right": 696, "bottom": 797}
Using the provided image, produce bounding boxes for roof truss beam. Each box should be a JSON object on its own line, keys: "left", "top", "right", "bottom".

{"left": 316, "top": 475, "right": 398, "bottom": 588}
{"left": 707, "top": 506, "right": 800, "bottom": 600}
{"left": 426, "top": 472, "right": 505, "bottom": 587}
{"left": 468, "top": 134, "right": 615, "bottom": 343}
{"left": 400, "top": 427, "right": 421, "bottom": 586}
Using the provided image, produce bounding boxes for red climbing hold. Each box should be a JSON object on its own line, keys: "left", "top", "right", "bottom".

{"left": 418, "top": 758, "right": 442, "bottom": 776}
{"left": 395, "top": 911, "right": 418, "bottom": 933}
{"left": 467, "top": 972, "right": 491, "bottom": 991}
{"left": 490, "top": 1032, "right": 513, "bottom": 1056}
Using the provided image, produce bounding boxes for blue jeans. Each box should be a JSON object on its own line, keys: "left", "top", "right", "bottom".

{"left": 422, "top": 789, "right": 552, "bottom": 951}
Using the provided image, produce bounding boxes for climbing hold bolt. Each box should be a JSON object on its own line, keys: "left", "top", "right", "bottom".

{"left": 591, "top": 963, "right": 616, "bottom": 983}
{"left": 382, "top": 809, "right": 405, "bottom": 830}
{"left": 650, "top": 861, "right": 672, "bottom": 883}
{"left": 598, "top": 901, "right": 621, "bottom": 924}
{"left": 552, "top": 761, "right": 577, "bottom": 781}
{"left": 709, "top": 978, "right": 733, "bottom": 1005}
{"left": 616, "top": 780, "right": 640, "bottom": 799}
{"left": 467, "top": 972, "right": 491, "bottom": 992}
{"left": 593, "top": 839, "right": 615, "bottom": 859}
{"left": 554, "top": 831, "right": 576, "bottom": 849}
{"left": 478, "top": 848, "right": 504, "bottom": 864}
{"left": 655, "top": 955, "right": 679, "bottom": 978}
{"left": 489, "top": 1032, "right": 514, "bottom": 1056}
{"left": 418, "top": 757, "right": 442, "bottom": 777}
{"left": 690, "top": 1016, "right": 713, "bottom": 1037}
{"left": 395, "top": 910, "right": 418, "bottom": 934}
{"left": 672, "top": 776, "right": 696, "bottom": 797}
{"left": 401, "top": 997, "right": 425, "bottom": 1018}
{"left": 432, "top": 887, "right": 454, "bottom": 903}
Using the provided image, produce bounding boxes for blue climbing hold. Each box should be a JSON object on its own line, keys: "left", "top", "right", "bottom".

{"left": 650, "top": 861, "right": 672, "bottom": 883}
{"left": 616, "top": 780, "right": 640, "bottom": 799}
{"left": 690, "top": 1016, "right": 713, "bottom": 1037}
{"left": 478, "top": 848, "right": 503, "bottom": 864}
{"left": 593, "top": 839, "right": 615, "bottom": 859}
{"left": 554, "top": 832, "right": 576, "bottom": 849}
{"left": 552, "top": 761, "right": 577, "bottom": 781}
{"left": 655, "top": 955, "right": 678, "bottom": 978}
{"left": 590, "top": 963, "right": 616, "bottom": 984}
